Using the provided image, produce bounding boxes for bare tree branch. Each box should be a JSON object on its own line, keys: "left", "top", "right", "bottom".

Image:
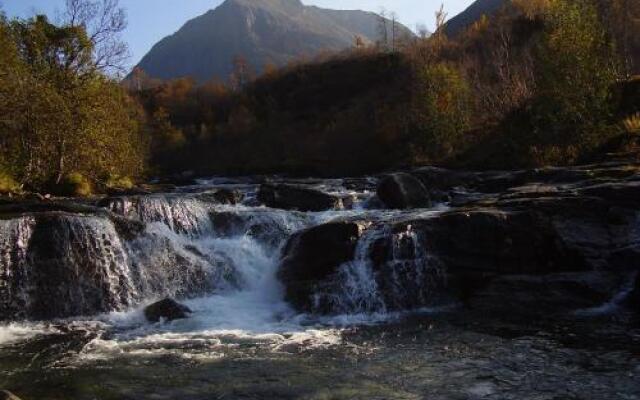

{"left": 63, "top": 0, "right": 129, "bottom": 75}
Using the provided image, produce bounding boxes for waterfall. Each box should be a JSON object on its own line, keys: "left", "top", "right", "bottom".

{"left": 0, "top": 217, "right": 36, "bottom": 320}
{"left": 104, "top": 195, "right": 213, "bottom": 236}
{"left": 313, "top": 223, "right": 445, "bottom": 315}
{"left": 0, "top": 214, "right": 137, "bottom": 319}
{"left": 316, "top": 226, "right": 388, "bottom": 314}
{"left": 0, "top": 191, "right": 316, "bottom": 321}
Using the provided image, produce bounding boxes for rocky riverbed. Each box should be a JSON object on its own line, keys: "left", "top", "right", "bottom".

{"left": 0, "top": 161, "right": 639, "bottom": 399}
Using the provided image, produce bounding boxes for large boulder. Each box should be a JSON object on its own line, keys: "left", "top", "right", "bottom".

{"left": 144, "top": 298, "right": 192, "bottom": 323}
{"left": 258, "top": 183, "right": 350, "bottom": 211}
{"left": 376, "top": 173, "right": 432, "bottom": 209}
{"left": 278, "top": 221, "right": 366, "bottom": 310}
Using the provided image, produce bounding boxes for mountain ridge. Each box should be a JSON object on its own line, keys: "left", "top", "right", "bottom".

{"left": 444, "top": 0, "right": 506, "bottom": 36}
{"left": 134, "top": 0, "right": 414, "bottom": 82}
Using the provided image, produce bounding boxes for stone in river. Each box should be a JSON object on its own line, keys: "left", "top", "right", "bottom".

{"left": 144, "top": 298, "right": 192, "bottom": 323}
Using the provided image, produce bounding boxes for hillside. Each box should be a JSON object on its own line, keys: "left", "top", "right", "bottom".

{"left": 444, "top": 0, "right": 506, "bottom": 36}
{"left": 134, "top": 0, "right": 414, "bottom": 82}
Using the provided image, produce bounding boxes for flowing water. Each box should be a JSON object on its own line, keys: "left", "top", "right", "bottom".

{"left": 0, "top": 178, "right": 638, "bottom": 400}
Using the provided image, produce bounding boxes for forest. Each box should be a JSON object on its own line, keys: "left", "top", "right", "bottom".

{"left": 1, "top": 0, "right": 639, "bottom": 195}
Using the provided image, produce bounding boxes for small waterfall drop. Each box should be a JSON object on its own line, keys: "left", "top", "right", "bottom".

{"left": 313, "top": 222, "right": 445, "bottom": 315}
{"left": 1, "top": 214, "right": 137, "bottom": 319}
{"left": 105, "top": 195, "right": 213, "bottom": 236}
{"left": 0, "top": 217, "right": 36, "bottom": 320}
{"left": 318, "top": 226, "right": 388, "bottom": 314}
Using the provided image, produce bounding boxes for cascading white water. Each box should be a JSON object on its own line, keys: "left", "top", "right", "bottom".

{"left": 381, "top": 224, "right": 444, "bottom": 310}
{"left": 318, "top": 225, "right": 388, "bottom": 314}
{"left": 0, "top": 217, "right": 36, "bottom": 319}
{"left": 0, "top": 214, "right": 138, "bottom": 319}
{"left": 313, "top": 222, "right": 444, "bottom": 315}
{"left": 107, "top": 196, "right": 213, "bottom": 236}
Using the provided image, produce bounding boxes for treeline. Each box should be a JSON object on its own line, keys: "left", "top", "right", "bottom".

{"left": 2, "top": 0, "right": 640, "bottom": 195}
{"left": 134, "top": 0, "right": 640, "bottom": 177}
{"left": 0, "top": 0, "right": 146, "bottom": 195}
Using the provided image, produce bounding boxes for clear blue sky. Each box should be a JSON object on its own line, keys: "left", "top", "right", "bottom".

{"left": 1, "top": 0, "right": 474, "bottom": 69}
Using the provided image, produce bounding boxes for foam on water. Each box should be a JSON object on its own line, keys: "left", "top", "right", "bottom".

{"left": 0, "top": 322, "right": 59, "bottom": 345}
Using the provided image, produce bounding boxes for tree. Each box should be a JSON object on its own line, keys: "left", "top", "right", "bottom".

{"left": 0, "top": 13, "right": 145, "bottom": 191}
{"left": 390, "top": 11, "right": 398, "bottom": 51}
{"left": 531, "top": 0, "right": 618, "bottom": 154}
{"left": 604, "top": 0, "right": 640, "bottom": 76}
{"left": 230, "top": 55, "right": 254, "bottom": 91}
{"left": 62, "top": 0, "right": 129, "bottom": 76}
{"left": 377, "top": 8, "right": 388, "bottom": 50}
{"left": 412, "top": 62, "right": 470, "bottom": 161}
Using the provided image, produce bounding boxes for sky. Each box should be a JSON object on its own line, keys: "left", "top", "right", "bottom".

{"left": 2, "top": 0, "right": 474, "bottom": 69}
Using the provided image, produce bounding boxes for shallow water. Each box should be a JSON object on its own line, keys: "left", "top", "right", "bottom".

{"left": 1, "top": 311, "right": 639, "bottom": 400}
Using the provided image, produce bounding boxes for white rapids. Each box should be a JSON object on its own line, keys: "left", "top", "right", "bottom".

{"left": 0, "top": 179, "right": 449, "bottom": 359}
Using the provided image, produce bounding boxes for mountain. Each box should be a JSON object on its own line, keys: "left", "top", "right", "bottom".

{"left": 134, "top": 0, "right": 414, "bottom": 82}
{"left": 444, "top": 0, "right": 506, "bottom": 37}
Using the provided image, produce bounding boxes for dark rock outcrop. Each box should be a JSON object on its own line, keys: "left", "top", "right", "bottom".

{"left": 144, "top": 298, "right": 192, "bottom": 323}
{"left": 376, "top": 173, "right": 432, "bottom": 209}
{"left": 258, "top": 183, "right": 350, "bottom": 211}
{"left": 279, "top": 169, "right": 640, "bottom": 316}
{"left": 278, "top": 221, "right": 366, "bottom": 310}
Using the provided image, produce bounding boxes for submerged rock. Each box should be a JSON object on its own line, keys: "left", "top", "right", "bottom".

{"left": 376, "top": 173, "right": 431, "bottom": 209}
{"left": 258, "top": 183, "right": 349, "bottom": 211}
{"left": 144, "top": 298, "right": 192, "bottom": 323}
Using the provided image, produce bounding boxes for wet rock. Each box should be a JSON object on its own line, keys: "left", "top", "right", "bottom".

{"left": 0, "top": 200, "right": 106, "bottom": 218}
{"left": 209, "top": 210, "right": 292, "bottom": 248}
{"left": 578, "top": 180, "right": 640, "bottom": 208}
{"left": 412, "top": 166, "right": 473, "bottom": 191}
{"left": 196, "top": 189, "right": 244, "bottom": 205}
{"left": 469, "top": 272, "right": 623, "bottom": 315}
{"left": 105, "top": 186, "right": 151, "bottom": 196}
{"left": 109, "top": 214, "right": 145, "bottom": 241}
{"left": 257, "top": 183, "right": 348, "bottom": 211}
{"left": 376, "top": 173, "right": 432, "bottom": 209}
{"left": 0, "top": 390, "right": 22, "bottom": 400}
{"left": 0, "top": 213, "right": 137, "bottom": 320}
{"left": 278, "top": 221, "right": 366, "bottom": 310}
{"left": 144, "top": 298, "right": 192, "bottom": 323}
{"left": 279, "top": 187, "right": 640, "bottom": 316}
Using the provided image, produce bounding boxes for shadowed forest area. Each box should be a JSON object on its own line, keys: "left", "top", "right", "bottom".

{"left": 1, "top": 0, "right": 640, "bottom": 195}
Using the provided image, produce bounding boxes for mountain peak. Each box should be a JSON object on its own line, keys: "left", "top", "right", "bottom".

{"left": 225, "top": 0, "right": 304, "bottom": 10}
{"left": 134, "top": 1, "right": 414, "bottom": 82}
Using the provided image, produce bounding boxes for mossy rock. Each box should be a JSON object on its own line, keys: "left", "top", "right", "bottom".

{"left": 56, "top": 173, "right": 94, "bottom": 197}
{"left": 0, "top": 172, "right": 20, "bottom": 194}
{"left": 106, "top": 175, "right": 135, "bottom": 191}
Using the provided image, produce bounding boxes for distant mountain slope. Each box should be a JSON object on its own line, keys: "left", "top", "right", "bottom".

{"left": 445, "top": 0, "right": 506, "bottom": 37}
{"left": 134, "top": 0, "right": 414, "bottom": 82}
